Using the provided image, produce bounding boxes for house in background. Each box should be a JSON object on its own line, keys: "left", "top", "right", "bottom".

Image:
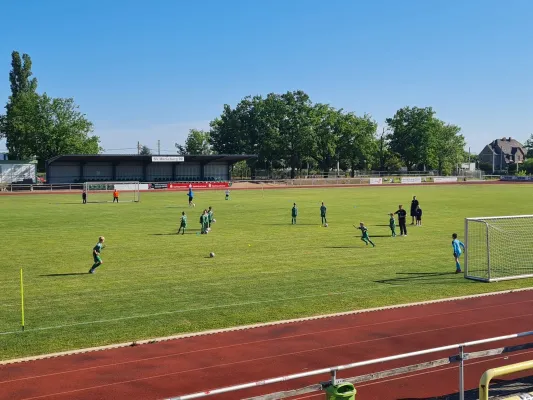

{"left": 478, "top": 137, "right": 525, "bottom": 173}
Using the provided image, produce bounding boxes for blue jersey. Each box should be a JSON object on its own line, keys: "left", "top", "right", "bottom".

{"left": 452, "top": 239, "right": 465, "bottom": 256}
{"left": 188, "top": 189, "right": 193, "bottom": 198}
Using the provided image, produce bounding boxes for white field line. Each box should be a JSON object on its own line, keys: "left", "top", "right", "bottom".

{"left": 2, "top": 287, "right": 533, "bottom": 365}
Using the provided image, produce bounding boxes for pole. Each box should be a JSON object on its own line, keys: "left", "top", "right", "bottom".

{"left": 158, "top": 140, "right": 161, "bottom": 155}
{"left": 458, "top": 345, "right": 465, "bottom": 400}
{"left": 137, "top": 141, "right": 140, "bottom": 155}
{"left": 20, "top": 268, "right": 25, "bottom": 331}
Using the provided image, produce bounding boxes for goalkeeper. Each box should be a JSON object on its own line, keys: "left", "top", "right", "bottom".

{"left": 451, "top": 233, "right": 466, "bottom": 273}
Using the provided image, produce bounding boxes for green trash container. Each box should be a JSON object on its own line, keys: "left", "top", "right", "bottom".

{"left": 324, "top": 382, "right": 356, "bottom": 400}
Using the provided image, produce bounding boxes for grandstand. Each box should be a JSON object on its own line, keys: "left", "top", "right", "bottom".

{"left": 45, "top": 154, "right": 256, "bottom": 184}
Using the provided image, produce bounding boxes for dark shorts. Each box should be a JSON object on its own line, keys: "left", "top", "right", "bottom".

{"left": 416, "top": 216, "right": 421, "bottom": 221}
{"left": 410, "top": 210, "right": 416, "bottom": 217}
{"left": 189, "top": 196, "right": 193, "bottom": 202}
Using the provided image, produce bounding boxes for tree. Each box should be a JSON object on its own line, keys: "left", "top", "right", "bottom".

{"left": 311, "top": 103, "right": 340, "bottom": 172}
{"left": 337, "top": 112, "right": 378, "bottom": 176}
{"left": 1, "top": 51, "right": 100, "bottom": 166}
{"left": 429, "top": 119, "right": 465, "bottom": 175}
{"left": 176, "top": 129, "right": 211, "bottom": 155}
{"left": 386, "top": 106, "right": 436, "bottom": 170}
{"left": 139, "top": 145, "right": 151, "bottom": 155}
{"left": 524, "top": 134, "right": 533, "bottom": 158}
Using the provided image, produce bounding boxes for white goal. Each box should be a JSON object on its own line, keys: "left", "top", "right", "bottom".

{"left": 83, "top": 181, "right": 141, "bottom": 203}
{"left": 465, "top": 215, "right": 533, "bottom": 282}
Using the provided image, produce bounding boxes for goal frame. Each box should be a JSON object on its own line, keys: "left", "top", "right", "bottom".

{"left": 82, "top": 181, "right": 141, "bottom": 203}
{"left": 465, "top": 215, "right": 533, "bottom": 282}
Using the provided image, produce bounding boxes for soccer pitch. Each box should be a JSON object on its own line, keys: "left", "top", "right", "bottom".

{"left": 1, "top": 184, "right": 533, "bottom": 361}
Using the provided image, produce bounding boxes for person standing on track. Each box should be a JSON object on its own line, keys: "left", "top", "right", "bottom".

{"left": 395, "top": 205, "right": 408, "bottom": 236}
{"left": 410, "top": 196, "right": 419, "bottom": 225}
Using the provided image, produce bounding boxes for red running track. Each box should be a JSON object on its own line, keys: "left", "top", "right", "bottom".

{"left": 2, "top": 290, "right": 533, "bottom": 400}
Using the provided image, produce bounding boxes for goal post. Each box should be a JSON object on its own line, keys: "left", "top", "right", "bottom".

{"left": 465, "top": 215, "right": 533, "bottom": 282}
{"left": 83, "top": 181, "right": 141, "bottom": 203}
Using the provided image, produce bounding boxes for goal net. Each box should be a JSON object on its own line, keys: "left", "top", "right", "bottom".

{"left": 83, "top": 181, "right": 140, "bottom": 203}
{"left": 465, "top": 215, "right": 533, "bottom": 282}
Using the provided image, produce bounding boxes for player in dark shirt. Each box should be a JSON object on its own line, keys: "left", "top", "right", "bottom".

{"left": 415, "top": 206, "right": 422, "bottom": 226}
{"left": 395, "top": 205, "right": 408, "bottom": 236}
{"left": 410, "top": 196, "right": 419, "bottom": 225}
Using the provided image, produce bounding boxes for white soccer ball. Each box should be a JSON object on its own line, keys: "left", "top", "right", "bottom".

{"left": 212, "top": 219, "right": 216, "bottom": 223}
{"left": 324, "top": 223, "right": 328, "bottom": 227}
{"left": 210, "top": 252, "right": 215, "bottom": 258}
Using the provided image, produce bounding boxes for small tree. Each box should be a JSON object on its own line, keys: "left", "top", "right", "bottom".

{"left": 139, "top": 145, "right": 151, "bottom": 155}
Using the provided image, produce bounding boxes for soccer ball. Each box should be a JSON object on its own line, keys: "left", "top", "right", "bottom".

{"left": 212, "top": 219, "right": 216, "bottom": 223}
{"left": 210, "top": 252, "right": 215, "bottom": 258}
{"left": 324, "top": 223, "right": 328, "bottom": 227}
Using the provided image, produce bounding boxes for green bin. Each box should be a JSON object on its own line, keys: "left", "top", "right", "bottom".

{"left": 325, "top": 382, "right": 356, "bottom": 400}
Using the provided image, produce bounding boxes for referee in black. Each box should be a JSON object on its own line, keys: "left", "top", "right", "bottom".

{"left": 395, "top": 204, "right": 407, "bottom": 236}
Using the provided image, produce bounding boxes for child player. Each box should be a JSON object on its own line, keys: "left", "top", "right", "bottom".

{"left": 178, "top": 211, "right": 187, "bottom": 235}
{"left": 225, "top": 189, "right": 230, "bottom": 200}
{"left": 291, "top": 203, "right": 298, "bottom": 225}
{"left": 415, "top": 205, "right": 422, "bottom": 226}
{"left": 356, "top": 222, "right": 375, "bottom": 247}
{"left": 200, "top": 209, "right": 209, "bottom": 234}
{"left": 208, "top": 206, "right": 214, "bottom": 229}
{"left": 452, "top": 233, "right": 466, "bottom": 273}
{"left": 188, "top": 187, "right": 195, "bottom": 207}
{"left": 89, "top": 236, "right": 105, "bottom": 274}
{"left": 388, "top": 213, "right": 396, "bottom": 237}
{"left": 320, "top": 202, "right": 327, "bottom": 226}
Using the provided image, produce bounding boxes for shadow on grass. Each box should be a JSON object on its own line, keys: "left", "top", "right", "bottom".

{"left": 40, "top": 273, "right": 88, "bottom": 277}
{"left": 375, "top": 271, "right": 459, "bottom": 285}
{"left": 264, "top": 223, "right": 322, "bottom": 226}
{"left": 150, "top": 232, "right": 197, "bottom": 236}
{"left": 50, "top": 202, "right": 84, "bottom": 205}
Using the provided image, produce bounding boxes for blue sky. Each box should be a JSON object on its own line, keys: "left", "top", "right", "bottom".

{"left": 0, "top": 0, "right": 531, "bottom": 155}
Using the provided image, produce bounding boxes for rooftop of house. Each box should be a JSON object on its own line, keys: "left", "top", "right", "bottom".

{"left": 487, "top": 137, "right": 524, "bottom": 155}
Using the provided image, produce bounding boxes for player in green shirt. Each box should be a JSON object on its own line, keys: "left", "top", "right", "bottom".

{"left": 89, "top": 236, "right": 105, "bottom": 274}
{"left": 178, "top": 212, "right": 187, "bottom": 235}
{"left": 356, "top": 222, "right": 375, "bottom": 247}
{"left": 208, "top": 206, "right": 214, "bottom": 229}
{"left": 320, "top": 202, "right": 327, "bottom": 226}
{"left": 291, "top": 203, "right": 298, "bottom": 224}
{"left": 388, "top": 213, "right": 396, "bottom": 237}
{"left": 200, "top": 210, "right": 209, "bottom": 234}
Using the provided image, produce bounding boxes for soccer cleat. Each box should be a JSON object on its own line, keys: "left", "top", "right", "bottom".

{"left": 89, "top": 269, "right": 94, "bottom": 274}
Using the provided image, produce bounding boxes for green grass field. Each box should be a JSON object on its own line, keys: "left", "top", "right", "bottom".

{"left": 1, "top": 184, "right": 533, "bottom": 361}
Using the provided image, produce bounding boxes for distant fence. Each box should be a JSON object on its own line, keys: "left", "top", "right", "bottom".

{"left": 167, "top": 330, "right": 533, "bottom": 400}
{"left": 0, "top": 175, "right": 511, "bottom": 193}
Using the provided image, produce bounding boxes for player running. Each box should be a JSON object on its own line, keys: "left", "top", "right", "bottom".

{"left": 89, "top": 236, "right": 105, "bottom": 274}
{"left": 320, "top": 202, "right": 327, "bottom": 226}
{"left": 452, "top": 233, "right": 466, "bottom": 273}
{"left": 178, "top": 212, "right": 187, "bottom": 235}
{"left": 188, "top": 188, "right": 195, "bottom": 207}
{"left": 356, "top": 222, "right": 375, "bottom": 247}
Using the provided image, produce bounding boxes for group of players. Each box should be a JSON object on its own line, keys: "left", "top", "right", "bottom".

{"left": 89, "top": 188, "right": 465, "bottom": 275}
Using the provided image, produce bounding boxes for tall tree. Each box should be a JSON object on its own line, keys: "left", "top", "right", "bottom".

{"left": 524, "top": 134, "right": 533, "bottom": 158}
{"left": 428, "top": 119, "right": 465, "bottom": 175}
{"left": 139, "top": 145, "right": 151, "bottom": 155}
{"left": 176, "top": 129, "right": 211, "bottom": 155}
{"left": 0, "top": 52, "right": 39, "bottom": 157}
{"left": 278, "top": 90, "right": 315, "bottom": 178}
{"left": 337, "top": 112, "right": 378, "bottom": 176}
{"left": 386, "top": 106, "right": 435, "bottom": 170}
{"left": 311, "top": 103, "right": 339, "bottom": 171}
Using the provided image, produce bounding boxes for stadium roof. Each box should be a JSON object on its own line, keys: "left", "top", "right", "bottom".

{"left": 46, "top": 154, "right": 257, "bottom": 164}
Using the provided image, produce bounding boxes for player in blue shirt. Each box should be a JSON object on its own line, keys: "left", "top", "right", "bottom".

{"left": 452, "top": 233, "right": 466, "bottom": 273}
{"left": 188, "top": 188, "right": 195, "bottom": 207}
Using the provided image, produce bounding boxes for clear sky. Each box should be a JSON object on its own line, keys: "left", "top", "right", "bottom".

{"left": 0, "top": 0, "right": 531, "bottom": 155}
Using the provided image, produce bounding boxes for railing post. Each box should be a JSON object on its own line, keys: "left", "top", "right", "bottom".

{"left": 459, "top": 345, "right": 465, "bottom": 400}
{"left": 330, "top": 369, "right": 337, "bottom": 386}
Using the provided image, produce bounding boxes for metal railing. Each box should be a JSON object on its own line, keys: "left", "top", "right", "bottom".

{"left": 167, "top": 330, "right": 533, "bottom": 400}
{"left": 479, "top": 360, "right": 533, "bottom": 400}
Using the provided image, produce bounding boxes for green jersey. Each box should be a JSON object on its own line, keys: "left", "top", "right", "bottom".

{"left": 292, "top": 206, "right": 298, "bottom": 217}
{"left": 389, "top": 217, "right": 395, "bottom": 227}
{"left": 208, "top": 210, "right": 213, "bottom": 222}
{"left": 180, "top": 215, "right": 187, "bottom": 226}
{"left": 93, "top": 242, "right": 103, "bottom": 255}
{"left": 202, "top": 214, "right": 209, "bottom": 225}
{"left": 358, "top": 226, "right": 369, "bottom": 237}
{"left": 320, "top": 205, "right": 326, "bottom": 216}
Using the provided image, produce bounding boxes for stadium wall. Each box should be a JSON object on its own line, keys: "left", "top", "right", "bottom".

{"left": 45, "top": 155, "right": 251, "bottom": 184}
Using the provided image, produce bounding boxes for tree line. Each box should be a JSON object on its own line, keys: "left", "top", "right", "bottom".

{"left": 0, "top": 51, "right": 100, "bottom": 169}
{"left": 176, "top": 90, "right": 467, "bottom": 178}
